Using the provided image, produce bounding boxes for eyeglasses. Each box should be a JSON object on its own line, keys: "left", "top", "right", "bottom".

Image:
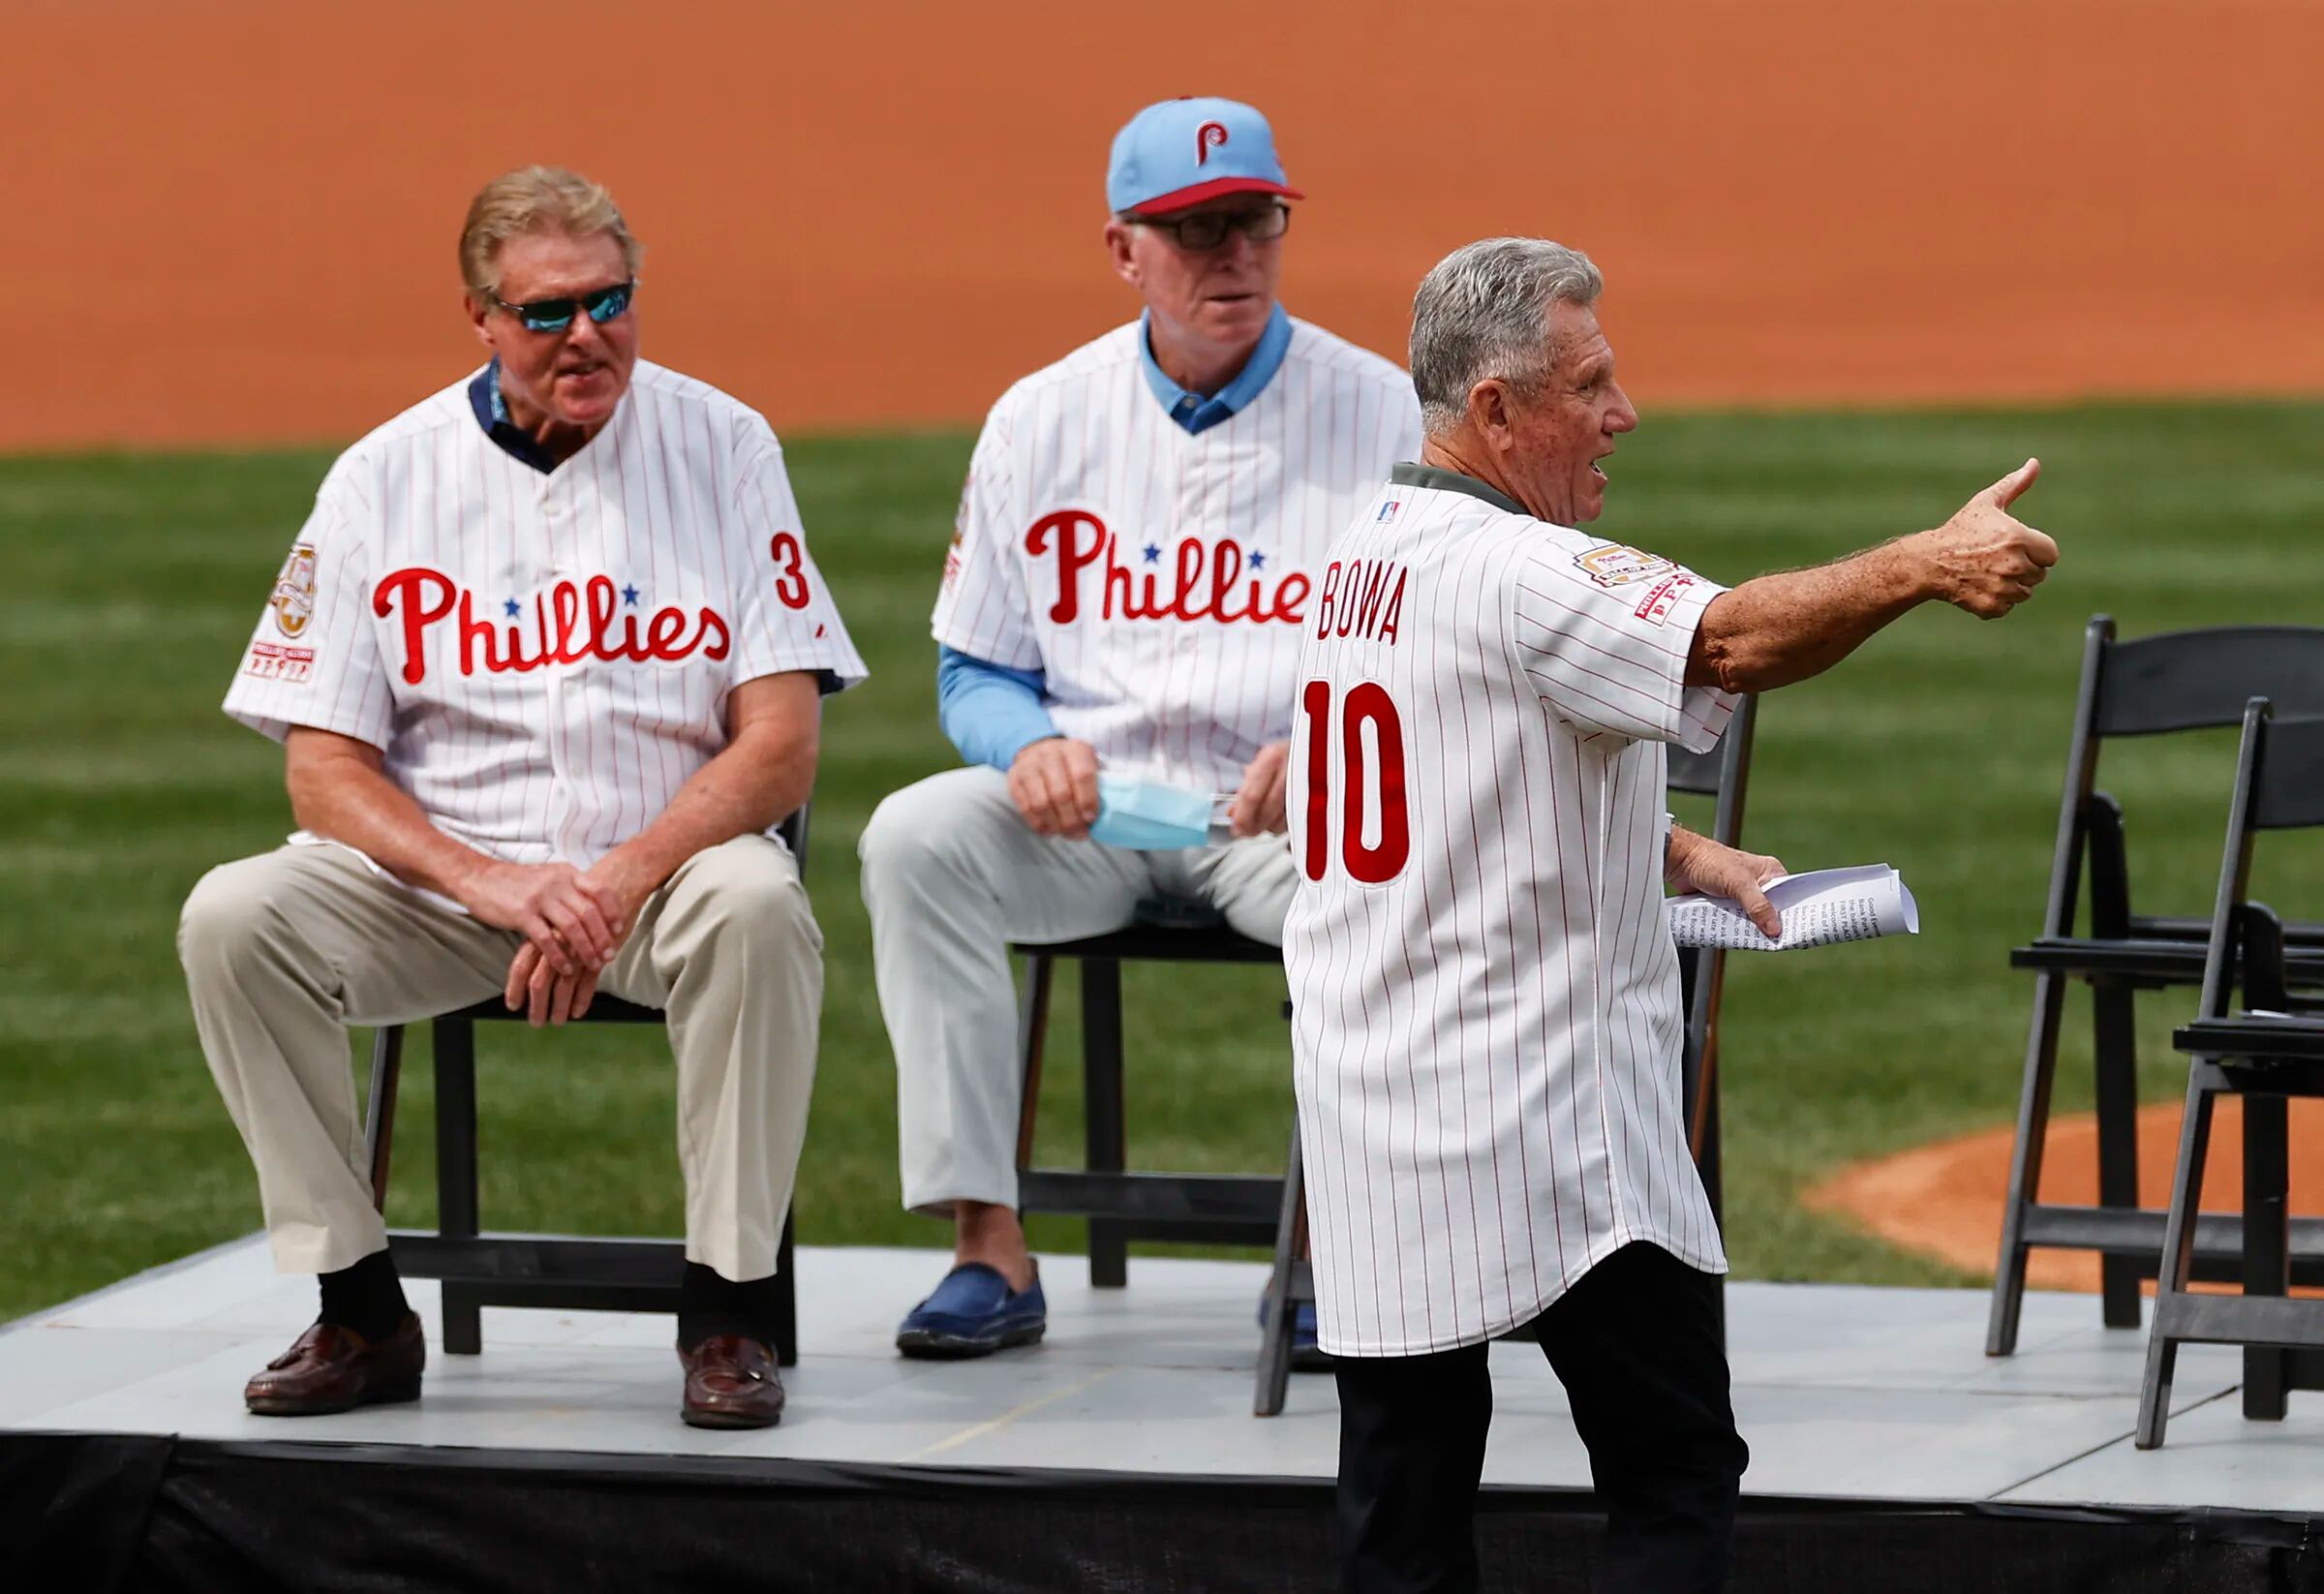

{"left": 490, "top": 279, "right": 636, "bottom": 333}
{"left": 1124, "top": 202, "right": 1292, "bottom": 253}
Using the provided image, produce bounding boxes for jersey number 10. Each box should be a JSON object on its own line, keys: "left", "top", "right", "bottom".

{"left": 1299, "top": 680, "right": 1410, "bottom": 884}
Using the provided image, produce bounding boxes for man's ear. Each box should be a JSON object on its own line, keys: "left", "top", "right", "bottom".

{"left": 464, "top": 294, "right": 496, "bottom": 352}
{"left": 1467, "top": 378, "right": 1516, "bottom": 452}
{"left": 1102, "top": 220, "right": 1140, "bottom": 291}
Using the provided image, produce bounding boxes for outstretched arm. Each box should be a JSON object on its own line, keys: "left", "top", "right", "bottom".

{"left": 1688, "top": 459, "right": 2056, "bottom": 693}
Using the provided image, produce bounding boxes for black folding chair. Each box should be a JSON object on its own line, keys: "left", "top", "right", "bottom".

{"left": 1011, "top": 904, "right": 1289, "bottom": 1288}
{"left": 2137, "top": 701, "right": 2324, "bottom": 1447}
{"left": 1254, "top": 695, "right": 1758, "bottom": 1416}
{"left": 1987, "top": 620, "right": 2324, "bottom": 1356}
{"left": 1672, "top": 692, "right": 1760, "bottom": 1230}
{"left": 362, "top": 809, "right": 810, "bottom": 1366}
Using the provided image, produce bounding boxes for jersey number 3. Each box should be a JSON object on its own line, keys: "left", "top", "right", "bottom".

{"left": 769, "top": 533, "right": 812, "bottom": 611}
{"left": 1299, "top": 680, "right": 1410, "bottom": 884}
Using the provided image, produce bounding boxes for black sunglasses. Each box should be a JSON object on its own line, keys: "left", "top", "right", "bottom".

{"left": 491, "top": 279, "right": 636, "bottom": 333}
{"left": 1124, "top": 202, "right": 1292, "bottom": 253}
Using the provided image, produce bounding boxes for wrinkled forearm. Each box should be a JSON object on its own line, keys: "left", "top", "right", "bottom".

{"left": 285, "top": 737, "right": 491, "bottom": 904}
{"left": 598, "top": 716, "right": 816, "bottom": 899}
{"left": 1687, "top": 539, "right": 1933, "bottom": 693}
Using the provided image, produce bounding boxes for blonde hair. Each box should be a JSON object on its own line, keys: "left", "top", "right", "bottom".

{"left": 458, "top": 166, "right": 643, "bottom": 301}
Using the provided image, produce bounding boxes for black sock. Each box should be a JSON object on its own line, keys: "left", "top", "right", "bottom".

{"left": 318, "top": 1249, "right": 411, "bottom": 1341}
{"left": 677, "top": 1261, "right": 781, "bottom": 1352}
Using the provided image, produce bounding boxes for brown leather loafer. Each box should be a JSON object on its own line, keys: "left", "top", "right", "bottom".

{"left": 679, "top": 1333, "right": 784, "bottom": 1428}
{"left": 245, "top": 1312, "right": 425, "bottom": 1417}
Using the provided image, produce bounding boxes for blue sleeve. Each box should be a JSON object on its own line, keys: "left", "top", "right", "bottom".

{"left": 936, "top": 645, "right": 1059, "bottom": 772}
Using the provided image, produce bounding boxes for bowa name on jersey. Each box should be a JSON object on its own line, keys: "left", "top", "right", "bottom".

{"left": 373, "top": 567, "right": 732, "bottom": 687}
{"left": 1313, "top": 558, "right": 1409, "bottom": 645}
{"left": 1028, "top": 509, "right": 1309, "bottom": 626}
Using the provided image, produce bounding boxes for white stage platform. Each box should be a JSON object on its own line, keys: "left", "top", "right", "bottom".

{"left": 4, "top": 1236, "right": 2314, "bottom": 1515}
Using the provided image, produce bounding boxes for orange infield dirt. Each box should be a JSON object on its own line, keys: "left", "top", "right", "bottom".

{"left": 11, "top": 1, "right": 2323, "bottom": 1277}
{"left": 1808, "top": 1099, "right": 2324, "bottom": 1293}
{"left": 8, "top": 0, "right": 2323, "bottom": 451}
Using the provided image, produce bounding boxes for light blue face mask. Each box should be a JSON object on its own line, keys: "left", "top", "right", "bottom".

{"left": 1090, "top": 775, "right": 1220, "bottom": 851}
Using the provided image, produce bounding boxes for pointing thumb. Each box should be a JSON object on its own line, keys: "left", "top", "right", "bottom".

{"left": 1987, "top": 456, "right": 2041, "bottom": 508}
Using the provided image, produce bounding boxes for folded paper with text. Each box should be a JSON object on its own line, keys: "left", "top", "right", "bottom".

{"left": 1667, "top": 863, "right": 1918, "bottom": 952}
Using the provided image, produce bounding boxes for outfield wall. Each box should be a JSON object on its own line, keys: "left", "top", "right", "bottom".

{"left": 7, "top": 0, "right": 2320, "bottom": 449}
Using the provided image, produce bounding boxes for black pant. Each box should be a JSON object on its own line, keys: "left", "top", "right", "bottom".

{"left": 1333, "top": 1242, "right": 1747, "bottom": 1594}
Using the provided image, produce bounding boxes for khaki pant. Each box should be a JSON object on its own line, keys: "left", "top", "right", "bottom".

{"left": 178, "top": 837, "right": 822, "bottom": 1281}
{"left": 858, "top": 765, "right": 1298, "bottom": 1217}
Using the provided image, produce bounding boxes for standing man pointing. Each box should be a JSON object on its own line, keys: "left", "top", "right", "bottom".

{"left": 861, "top": 98, "right": 1421, "bottom": 1358}
{"left": 1289, "top": 237, "right": 2056, "bottom": 1592}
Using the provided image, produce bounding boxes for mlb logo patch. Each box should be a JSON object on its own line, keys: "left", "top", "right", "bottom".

{"left": 1376, "top": 500, "right": 1400, "bottom": 522}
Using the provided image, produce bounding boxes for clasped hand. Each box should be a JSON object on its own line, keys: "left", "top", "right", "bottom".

{"left": 462, "top": 858, "right": 643, "bottom": 1027}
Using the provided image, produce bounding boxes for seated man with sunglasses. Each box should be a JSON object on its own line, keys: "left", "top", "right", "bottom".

{"left": 179, "top": 165, "right": 865, "bottom": 1429}
{"left": 860, "top": 97, "right": 1421, "bottom": 1360}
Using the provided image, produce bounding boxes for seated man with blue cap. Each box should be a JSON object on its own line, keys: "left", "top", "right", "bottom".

{"left": 860, "top": 96, "right": 1422, "bottom": 1360}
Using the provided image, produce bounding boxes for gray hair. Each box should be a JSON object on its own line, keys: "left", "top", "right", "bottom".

{"left": 1409, "top": 238, "right": 1604, "bottom": 435}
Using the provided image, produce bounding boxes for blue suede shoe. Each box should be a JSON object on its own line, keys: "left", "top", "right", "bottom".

{"left": 896, "top": 1262, "right": 1047, "bottom": 1359}
{"left": 1258, "top": 1289, "right": 1331, "bottom": 1372}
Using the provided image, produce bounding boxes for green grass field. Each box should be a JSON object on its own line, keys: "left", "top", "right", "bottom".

{"left": 6, "top": 400, "right": 2322, "bottom": 1323}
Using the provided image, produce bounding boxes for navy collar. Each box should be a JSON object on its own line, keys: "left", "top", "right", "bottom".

{"left": 1138, "top": 303, "right": 1293, "bottom": 436}
{"left": 468, "top": 358, "right": 560, "bottom": 475}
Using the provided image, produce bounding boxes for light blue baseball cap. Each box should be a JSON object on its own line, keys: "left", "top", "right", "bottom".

{"left": 1106, "top": 97, "right": 1303, "bottom": 217}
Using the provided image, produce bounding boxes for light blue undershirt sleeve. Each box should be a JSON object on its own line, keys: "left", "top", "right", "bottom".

{"left": 937, "top": 645, "right": 1060, "bottom": 772}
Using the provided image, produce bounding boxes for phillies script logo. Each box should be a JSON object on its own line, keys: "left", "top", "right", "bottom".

{"left": 1196, "top": 120, "right": 1229, "bottom": 165}
{"left": 373, "top": 568, "right": 730, "bottom": 686}
{"left": 1026, "top": 509, "right": 1307, "bottom": 626}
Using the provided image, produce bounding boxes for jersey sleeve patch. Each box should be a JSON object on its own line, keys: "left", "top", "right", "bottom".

{"left": 243, "top": 641, "right": 315, "bottom": 681}
{"left": 270, "top": 542, "right": 320, "bottom": 636}
{"left": 1573, "top": 543, "right": 1675, "bottom": 588}
{"left": 941, "top": 470, "right": 971, "bottom": 590}
{"left": 1631, "top": 572, "right": 1698, "bottom": 627}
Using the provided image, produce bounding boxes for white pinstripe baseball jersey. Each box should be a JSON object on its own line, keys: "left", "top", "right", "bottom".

{"left": 1284, "top": 462, "right": 1738, "bottom": 1358}
{"left": 932, "top": 317, "right": 1421, "bottom": 793}
{"left": 222, "top": 359, "right": 867, "bottom": 876}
